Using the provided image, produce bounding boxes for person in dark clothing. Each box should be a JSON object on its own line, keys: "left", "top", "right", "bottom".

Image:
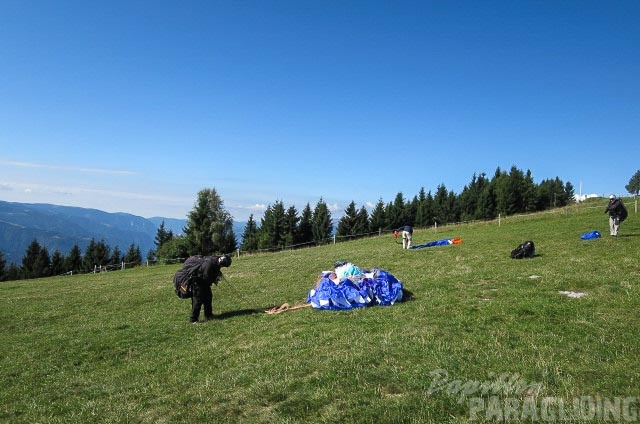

{"left": 604, "top": 195, "right": 627, "bottom": 237}
{"left": 394, "top": 225, "right": 413, "bottom": 249}
{"left": 190, "top": 254, "right": 232, "bottom": 324}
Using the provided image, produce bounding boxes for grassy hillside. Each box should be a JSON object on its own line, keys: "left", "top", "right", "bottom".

{"left": 1, "top": 199, "right": 639, "bottom": 423}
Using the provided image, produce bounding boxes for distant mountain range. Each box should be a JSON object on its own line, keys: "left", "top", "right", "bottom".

{"left": 0, "top": 201, "right": 246, "bottom": 264}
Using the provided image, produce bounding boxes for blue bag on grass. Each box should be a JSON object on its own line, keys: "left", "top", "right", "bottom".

{"left": 580, "top": 230, "right": 601, "bottom": 240}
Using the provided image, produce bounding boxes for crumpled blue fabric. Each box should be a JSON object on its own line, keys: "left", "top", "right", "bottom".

{"left": 307, "top": 268, "right": 403, "bottom": 310}
{"left": 364, "top": 269, "right": 404, "bottom": 306}
{"left": 580, "top": 230, "right": 602, "bottom": 240}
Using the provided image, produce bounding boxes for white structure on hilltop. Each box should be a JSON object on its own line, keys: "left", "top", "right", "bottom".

{"left": 574, "top": 193, "right": 600, "bottom": 202}
{"left": 573, "top": 181, "right": 601, "bottom": 202}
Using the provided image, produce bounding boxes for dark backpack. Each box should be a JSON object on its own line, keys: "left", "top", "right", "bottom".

{"left": 619, "top": 202, "right": 628, "bottom": 222}
{"left": 608, "top": 199, "right": 628, "bottom": 222}
{"left": 511, "top": 241, "right": 535, "bottom": 259}
{"left": 173, "top": 255, "right": 209, "bottom": 299}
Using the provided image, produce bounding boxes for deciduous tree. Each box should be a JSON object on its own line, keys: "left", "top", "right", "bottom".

{"left": 626, "top": 169, "right": 640, "bottom": 196}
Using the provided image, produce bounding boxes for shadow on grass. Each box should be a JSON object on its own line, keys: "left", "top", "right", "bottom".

{"left": 214, "top": 308, "right": 269, "bottom": 320}
{"left": 402, "top": 288, "right": 416, "bottom": 302}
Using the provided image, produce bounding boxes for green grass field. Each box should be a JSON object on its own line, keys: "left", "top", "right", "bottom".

{"left": 2, "top": 199, "right": 639, "bottom": 423}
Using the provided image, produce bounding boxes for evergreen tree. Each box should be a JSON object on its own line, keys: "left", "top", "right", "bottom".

{"left": 21, "top": 239, "right": 41, "bottom": 279}
{"left": 50, "top": 249, "right": 65, "bottom": 276}
{"left": 0, "top": 250, "right": 6, "bottom": 282}
{"left": 536, "top": 179, "right": 554, "bottom": 209}
{"left": 563, "top": 181, "right": 575, "bottom": 204}
{"left": 537, "top": 177, "right": 566, "bottom": 209}
{"left": 387, "top": 192, "right": 406, "bottom": 229}
{"left": 337, "top": 201, "right": 358, "bottom": 236}
{"left": 414, "top": 188, "right": 428, "bottom": 226}
{"left": 298, "top": 203, "right": 314, "bottom": 244}
{"left": 433, "top": 184, "right": 450, "bottom": 225}
{"left": 553, "top": 177, "right": 568, "bottom": 207}
{"left": 447, "top": 191, "right": 460, "bottom": 223}
{"left": 124, "top": 243, "right": 142, "bottom": 266}
{"left": 425, "top": 191, "right": 436, "bottom": 226}
{"left": 354, "top": 205, "right": 370, "bottom": 235}
{"left": 459, "top": 173, "right": 490, "bottom": 221}
{"left": 184, "top": 188, "right": 237, "bottom": 255}
{"left": 493, "top": 168, "right": 514, "bottom": 216}
{"left": 5, "top": 263, "right": 20, "bottom": 281}
{"left": 522, "top": 170, "right": 538, "bottom": 213}
{"left": 406, "top": 195, "right": 419, "bottom": 227}
{"left": 240, "top": 214, "right": 259, "bottom": 252}
{"left": 37, "top": 245, "right": 51, "bottom": 278}
{"left": 271, "top": 201, "right": 287, "bottom": 247}
{"left": 284, "top": 205, "right": 300, "bottom": 246}
{"left": 21, "top": 240, "right": 51, "bottom": 279}
{"left": 478, "top": 179, "right": 497, "bottom": 219}
{"left": 83, "top": 239, "right": 110, "bottom": 271}
{"left": 312, "top": 198, "right": 333, "bottom": 244}
{"left": 154, "top": 221, "right": 174, "bottom": 252}
{"left": 110, "top": 246, "right": 122, "bottom": 265}
{"left": 65, "top": 244, "right": 83, "bottom": 273}
{"left": 626, "top": 169, "right": 640, "bottom": 196}
{"left": 369, "top": 198, "right": 387, "bottom": 232}
{"left": 258, "top": 204, "right": 281, "bottom": 249}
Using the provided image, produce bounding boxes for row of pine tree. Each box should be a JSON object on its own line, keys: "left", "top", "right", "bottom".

{"left": 238, "top": 166, "right": 575, "bottom": 252}
{"left": 1, "top": 166, "right": 610, "bottom": 282}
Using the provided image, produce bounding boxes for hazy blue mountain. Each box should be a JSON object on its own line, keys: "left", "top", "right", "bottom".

{"left": 0, "top": 201, "right": 245, "bottom": 265}
{"left": 147, "top": 217, "right": 188, "bottom": 236}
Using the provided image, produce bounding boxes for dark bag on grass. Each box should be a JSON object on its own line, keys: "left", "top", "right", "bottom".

{"left": 173, "top": 255, "right": 208, "bottom": 299}
{"left": 511, "top": 240, "right": 535, "bottom": 259}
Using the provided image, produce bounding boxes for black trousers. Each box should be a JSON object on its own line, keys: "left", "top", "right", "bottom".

{"left": 190, "top": 281, "right": 213, "bottom": 323}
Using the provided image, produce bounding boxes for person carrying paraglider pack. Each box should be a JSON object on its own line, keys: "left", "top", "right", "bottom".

{"left": 394, "top": 225, "right": 413, "bottom": 249}
{"left": 604, "top": 195, "right": 628, "bottom": 237}
{"left": 174, "top": 254, "right": 232, "bottom": 324}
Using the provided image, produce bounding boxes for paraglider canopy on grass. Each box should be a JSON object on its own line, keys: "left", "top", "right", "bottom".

{"left": 307, "top": 262, "right": 404, "bottom": 310}
{"left": 410, "top": 237, "right": 462, "bottom": 249}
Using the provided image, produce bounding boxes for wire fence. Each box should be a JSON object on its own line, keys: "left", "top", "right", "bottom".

{"left": 51, "top": 199, "right": 634, "bottom": 279}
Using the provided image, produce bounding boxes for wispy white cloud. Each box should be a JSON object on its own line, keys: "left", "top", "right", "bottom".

{"left": 0, "top": 183, "right": 12, "bottom": 191}
{"left": 0, "top": 160, "right": 138, "bottom": 175}
{"left": 0, "top": 181, "right": 187, "bottom": 203}
{"left": 248, "top": 203, "right": 267, "bottom": 211}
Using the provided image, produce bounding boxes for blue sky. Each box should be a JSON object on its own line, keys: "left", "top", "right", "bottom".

{"left": 1, "top": 1, "right": 638, "bottom": 221}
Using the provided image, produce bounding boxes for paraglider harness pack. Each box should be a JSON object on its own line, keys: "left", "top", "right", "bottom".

{"left": 608, "top": 198, "right": 628, "bottom": 224}
{"left": 173, "top": 255, "right": 217, "bottom": 299}
{"left": 511, "top": 240, "right": 535, "bottom": 259}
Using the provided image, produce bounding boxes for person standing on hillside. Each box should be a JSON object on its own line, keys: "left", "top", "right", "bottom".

{"left": 604, "top": 195, "right": 627, "bottom": 237}
{"left": 187, "top": 254, "right": 232, "bottom": 324}
{"left": 394, "top": 225, "right": 413, "bottom": 249}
